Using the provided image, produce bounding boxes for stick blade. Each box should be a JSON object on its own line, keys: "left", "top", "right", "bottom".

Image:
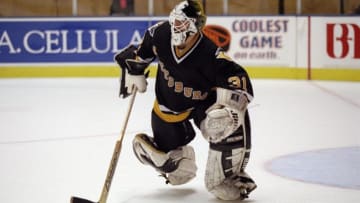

{"left": 70, "top": 196, "right": 97, "bottom": 203}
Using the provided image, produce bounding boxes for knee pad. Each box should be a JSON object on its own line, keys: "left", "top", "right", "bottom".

{"left": 204, "top": 143, "right": 256, "bottom": 200}
{"left": 133, "top": 134, "right": 197, "bottom": 185}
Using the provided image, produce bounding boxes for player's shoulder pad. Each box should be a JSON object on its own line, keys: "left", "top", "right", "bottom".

{"left": 148, "top": 21, "right": 166, "bottom": 37}
{"left": 215, "top": 47, "right": 233, "bottom": 62}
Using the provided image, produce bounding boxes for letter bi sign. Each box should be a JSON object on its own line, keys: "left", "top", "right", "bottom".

{"left": 327, "top": 23, "right": 360, "bottom": 59}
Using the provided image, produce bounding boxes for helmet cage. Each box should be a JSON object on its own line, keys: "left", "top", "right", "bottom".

{"left": 169, "top": 1, "right": 198, "bottom": 46}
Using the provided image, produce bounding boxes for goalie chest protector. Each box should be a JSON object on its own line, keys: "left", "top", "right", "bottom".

{"left": 137, "top": 21, "right": 253, "bottom": 113}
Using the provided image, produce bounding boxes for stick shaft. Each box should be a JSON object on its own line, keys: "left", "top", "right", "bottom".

{"left": 98, "top": 90, "right": 137, "bottom": 203}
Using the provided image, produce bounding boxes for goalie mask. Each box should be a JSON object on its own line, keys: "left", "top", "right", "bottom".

{"left": 169, "top": 0, "right": 207, "bottom": 46}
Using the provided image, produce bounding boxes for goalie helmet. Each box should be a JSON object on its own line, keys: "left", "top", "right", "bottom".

{"left": 169, "top": 0, "right": 207, "bottom": 46}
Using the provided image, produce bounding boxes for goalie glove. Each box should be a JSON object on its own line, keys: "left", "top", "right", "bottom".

{"left": 121, "top": 68, "right": 147, "bottom": 96}
{"left": 114, "top": 45, "right": 150, "bottom": 98}
{"left": 201, "top": 88, "right": 250, "bottom": 143}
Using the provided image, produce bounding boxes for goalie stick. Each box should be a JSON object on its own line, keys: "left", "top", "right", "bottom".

{"left": 71, "top": 89, "right": 137, "bottom": 203}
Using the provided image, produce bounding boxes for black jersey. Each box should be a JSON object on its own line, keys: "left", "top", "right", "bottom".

{"left": 136, "top": 21, "right": 253, "bottom": 113}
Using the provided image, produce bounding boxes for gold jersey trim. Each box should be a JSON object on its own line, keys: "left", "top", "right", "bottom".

{"left": 153, "top": 100, "right": 191, "bottom": 123}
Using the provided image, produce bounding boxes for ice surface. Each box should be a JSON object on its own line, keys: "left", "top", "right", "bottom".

{"left": 0, "top": 78, "right": 359, "bottom": 203}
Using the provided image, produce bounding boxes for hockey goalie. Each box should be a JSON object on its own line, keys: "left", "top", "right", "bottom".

{"left": 114, "top": 0, "right": 257, "bottom": 200}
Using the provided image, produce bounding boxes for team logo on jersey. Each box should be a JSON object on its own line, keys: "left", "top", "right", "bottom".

{"left": 159, "top": 61, "right": 208, "bottom": 100}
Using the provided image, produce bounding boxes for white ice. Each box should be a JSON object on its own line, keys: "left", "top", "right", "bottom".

{"left": 0, "top": 78, "right": 359, "bottom": 203}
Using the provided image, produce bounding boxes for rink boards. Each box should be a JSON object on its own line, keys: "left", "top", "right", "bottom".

{"left": 0, "top": 16, "right": 359, "bottom": 81}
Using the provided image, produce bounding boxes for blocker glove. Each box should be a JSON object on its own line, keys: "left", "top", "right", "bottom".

{"left": 114, "top": 45, "right": 150, "bottom": 98}
{"left": 120, "top": 63, "right": 147, "bottom": 96}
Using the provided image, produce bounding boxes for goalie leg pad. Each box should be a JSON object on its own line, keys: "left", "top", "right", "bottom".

{"left": 166, "top": 145, "right": 197, "bottom": 185}
{"left": 205, "top": 139, "right": 256, "bottom": 200}
{"left": 133, "top": 133, "right": 197, "bottom": 185}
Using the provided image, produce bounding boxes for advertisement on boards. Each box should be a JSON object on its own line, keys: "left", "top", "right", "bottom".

{"left": 206, "top": 16, "right": 297, "bottom": 67}
{"left": 0, "top": 18, "right": 156, "bottom": 64}
{"left": 311, "top": 16, "right": 360, "bottom": 69}
{"left": 0, "top": 16, "right": 358, "bottom": 80}
{"left": 1, "top": 17, "right": 297, "bottom": 67}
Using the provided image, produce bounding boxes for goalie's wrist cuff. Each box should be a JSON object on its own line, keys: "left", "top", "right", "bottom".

{"left": 215, "top": 88, "right": 249, "bottom": 110}
{"left": 125, "top": 59, "right": 149, "bottom": 75}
